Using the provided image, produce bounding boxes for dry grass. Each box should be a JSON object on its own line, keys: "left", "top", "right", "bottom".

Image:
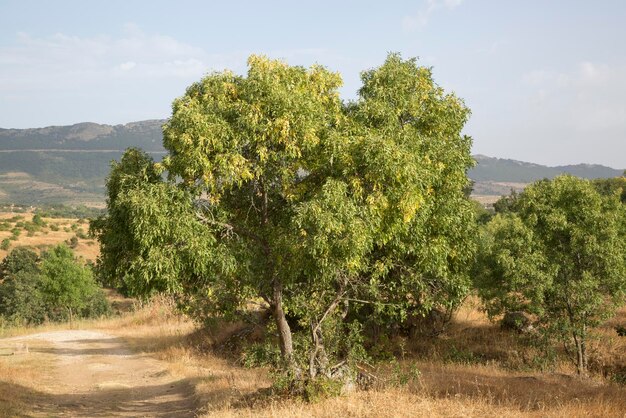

{"left": 97, "top": 297, "right": 626, "bottom": 417}
{"left": 0, "top": 211, "right": 98, "bottom": 261}
{"left": 1, "top": 295, "right": 626, "bottom": 417}
{"left": 0, "top": 339, "right": 55, "bottom": 417}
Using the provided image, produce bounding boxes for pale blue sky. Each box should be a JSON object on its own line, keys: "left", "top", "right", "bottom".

{"left": 1, "top": 0, "right": 625, "bottom": 167}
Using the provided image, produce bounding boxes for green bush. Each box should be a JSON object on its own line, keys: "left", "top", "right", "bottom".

{"left": 32, "top": 214, "right": 46, "bottom": 227}
{"left": 81, "top": 289, "right": 112, "bottom": 318}
{"left": 0, "top": 248, "right": 46, "bottom": 324}
{"left": 303, "top": 377, "right": 343, "bottom": 402}
{"left": 0, "top": 245, "right": 111, "bottom": 325}
{"left": 0, "top": 239, "right": 10, "bottom": 251}
{"left": 241, "top": 340, "right": 282, "bottom": 368}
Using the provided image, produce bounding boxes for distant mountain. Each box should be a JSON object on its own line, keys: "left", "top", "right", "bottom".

{"left": 0, "top": 120, "right": 166, "bottom": 205}
{"left": 469, "top": 155, "right": 623, "bottom": 183}
{"left": 0, "top": 120, "right": 166, "bottom": 152}
{"left": 0, "top": 120, "right": 623, "bottom": 204}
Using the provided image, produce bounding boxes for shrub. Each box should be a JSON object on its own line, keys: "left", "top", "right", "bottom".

{"left": 67, "top": 236, "right": 79, "bottom": 248}
{"left": 0, "top": 248, "right": 46, "bottom": 324}
{"left": 0, "top": 245, "right": 111, "bottom": 325}
{"left": 32, "top": 214, "right": 46, "bottom": 227}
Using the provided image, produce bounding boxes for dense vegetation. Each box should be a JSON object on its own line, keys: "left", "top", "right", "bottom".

{"left": 475, "top": 175, "right": 626, "bottom": 375}
{"left": 0, "top": 245, "right": 110, "bottom": 325}
{"left": 89, "top": 54, "right": 626, "bottom": 396}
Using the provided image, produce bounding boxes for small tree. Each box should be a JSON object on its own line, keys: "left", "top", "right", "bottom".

{"left": 0, "top": 247, "right": 46, "bottom": 324}
{"left": 40, "top": 245, "right": 99, "bottom": 327}
{"left": 476, "top": 175, "right": 626, "bottom": 375}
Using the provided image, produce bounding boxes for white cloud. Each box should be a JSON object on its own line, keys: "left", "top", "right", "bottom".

{"left": 402, "top": 0, "right": 465, "bottom": 32}
{"left": 118, "top": 61, "right": 136, "bottom": 71}
{"left": 0, "top": 25, "right": 346, "bottom": 128}
{"left": 0, "top": 25, "right": 214, "bottom": 92}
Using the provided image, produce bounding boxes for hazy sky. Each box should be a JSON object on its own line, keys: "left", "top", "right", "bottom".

{"left": 1, "top": 1, "right": 625, "bottom": 167}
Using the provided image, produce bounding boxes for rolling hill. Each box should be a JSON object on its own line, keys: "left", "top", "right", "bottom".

{"left": 0, "top": 120, "right": 622, "bottom": 205}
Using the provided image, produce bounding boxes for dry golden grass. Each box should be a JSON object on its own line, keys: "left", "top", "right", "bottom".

{"left": 0, "top": 339, "right": 55, "bottom": 417}
{"left": 1, "top": 295, "right": 626, "bottom": 417}
{"left": 95, "top": 297, "right": 626, "bottom": 417}
{"left": 0, "top": 211, "right": 99, "bottom": 261}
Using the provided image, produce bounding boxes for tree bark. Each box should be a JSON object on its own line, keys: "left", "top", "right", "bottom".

{"left": 272, "top": 279, "right": 295, "bottom": 369}
{"left": 573, "top": 331, "right": 586, "bottom": 376}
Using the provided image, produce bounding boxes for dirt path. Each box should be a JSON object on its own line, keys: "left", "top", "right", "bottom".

{"left": 2, "top": 330, "right": 197, "bottom": 417}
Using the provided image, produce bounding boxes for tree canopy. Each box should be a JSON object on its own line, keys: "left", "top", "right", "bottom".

{"left": 475, "top": 175, "right": 626, "bottom": 374}
{"left": 94, "top": 53, "right": 477, "bottom": 379}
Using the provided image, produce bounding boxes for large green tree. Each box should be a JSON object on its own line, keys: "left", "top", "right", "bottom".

{"left": 95, "top": 54, "right": 476, "bottom": 376}
{"left": 476, "top": 175, "right": 626, "bottom": 374}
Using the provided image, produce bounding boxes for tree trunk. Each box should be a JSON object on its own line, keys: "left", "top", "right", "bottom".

{"left": 272, "top": 280, "right": 295, "bottom": 370}
{"left": 573, "top": 331, "right": 586, "bottom": 376}
{"left": 68, "top": 307, "right": 73, "bottom": 330}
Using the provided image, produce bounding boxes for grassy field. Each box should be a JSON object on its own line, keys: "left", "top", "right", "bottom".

{"left": 0, "top": 210, "right": 98, "bottom": 262}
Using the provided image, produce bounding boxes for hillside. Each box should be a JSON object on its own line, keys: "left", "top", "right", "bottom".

{"left": 0, "top": 121, "right": 623, "bottom": 204}
{"left": 469, "top": 154, "right": 623, "bottom": 182}
{"left": 0, "top": 120, "right": 165, "bottom": 152}
{"left": 0, "top": 121, "right": 166, "bottom": 205}
{"left": 469, "top": 155, "right": 624, "bottom": 198}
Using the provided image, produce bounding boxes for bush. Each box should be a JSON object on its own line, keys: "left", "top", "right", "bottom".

{"left": 0, "top": 239, "right": 10, "bottom": 251}
{"left": 303, "top": 377, "right": 343, "bottom": 402}
{"left": 0, "top": 248, "right": 46, "bottom": 324}
{"left": 0, "top": 245, "right": 111, "bottom": 325}
{"left": 32, "top": 214, "right": 46, "bottom": 227}
{"left": 67, "top": 236, "right": 79, "bottom": 248}
{"left": 81, "top": 289, "right": 112, "bottom": 318}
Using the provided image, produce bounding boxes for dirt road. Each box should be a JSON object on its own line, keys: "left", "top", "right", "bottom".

{"left": 2, "top": 330, "right": 197, "bottom": 417}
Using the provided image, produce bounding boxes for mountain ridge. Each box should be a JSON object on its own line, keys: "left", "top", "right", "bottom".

{"left": 0, "top": 120, "right": 622, "bottom": 205}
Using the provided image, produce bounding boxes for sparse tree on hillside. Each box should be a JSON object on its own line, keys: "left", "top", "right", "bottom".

{"left": 476, "top": 175, "right": 626, "bottom": 375}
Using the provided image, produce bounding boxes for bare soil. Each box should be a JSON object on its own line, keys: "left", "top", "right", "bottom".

{"left": 1, "top": 330, "right": 197, "bottom": 417}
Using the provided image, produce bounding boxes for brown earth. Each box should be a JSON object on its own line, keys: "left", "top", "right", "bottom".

{"left": 0, "top": 330, "right": 197, "bottom": 417}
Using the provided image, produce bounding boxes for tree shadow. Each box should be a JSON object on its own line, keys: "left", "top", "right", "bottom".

{"left": 0, "top": 377, "right": 200, "bottom": 417}
{"left": 29, "top": 337, "right": 133, "bottom": 357}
